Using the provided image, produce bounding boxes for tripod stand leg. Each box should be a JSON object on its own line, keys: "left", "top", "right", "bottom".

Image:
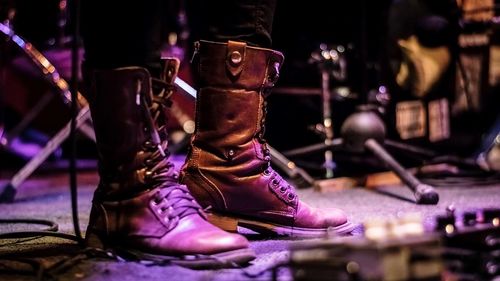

{"left": 282, "top": 138, "right": 344, "bottom": 158}
{"left": 268, "top": 145, "right": 315, "bottom": 187}
{"left": 0, "top": 105, "right": 92, "bottom": 203}
{"left": 364, "top": 138, "right": 439, "bottom": 205}
{"left": 79, "top": 121, "right": 96, "bottom": 142}
{"left": 1, "top": 91, "right": 54, "bottom": 146}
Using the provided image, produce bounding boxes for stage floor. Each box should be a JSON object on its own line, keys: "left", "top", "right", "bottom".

{"left": 1, "top": 161, "right": 500, "bottom": 281}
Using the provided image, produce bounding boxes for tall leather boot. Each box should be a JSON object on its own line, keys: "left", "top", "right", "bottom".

{"left": 181, "top": 41, "right": 356, "bottom": 237}
{"left": 83, "top": 58, "right": 255, "bottom": 268}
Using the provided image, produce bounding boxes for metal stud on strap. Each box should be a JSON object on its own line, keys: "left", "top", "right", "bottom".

{"left": 226, "top": 41, "right": 246, "bottom": 78}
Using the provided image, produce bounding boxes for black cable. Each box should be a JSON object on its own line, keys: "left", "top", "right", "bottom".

{"left": 0, "top": 231, "right": 79, "bottom": 242}
{"left": 69, "top": 0, "right": 84, "bottom": 245}
{"left": 359, "top": 0, "right": 368, "bottom": 104}
{"left": 0, "top": 218, "right": 80, "bottom": 245}
{"left": 0, "top": 31, "right": 6, "bottom": 142}
{"left": 0, "top": 219, "right": 58, "bottom": 232}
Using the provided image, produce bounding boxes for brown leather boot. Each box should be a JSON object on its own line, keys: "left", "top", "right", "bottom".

{"left": 83, "top": 58, "right": 255, "bottom": 268}
{"left": 181, "top": 41, "right": 356, "bottom": 237}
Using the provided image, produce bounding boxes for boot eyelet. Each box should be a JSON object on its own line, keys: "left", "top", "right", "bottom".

{"left": 144, "top": 141, "right": 155, "bottom": 150}
{"left": 267, "top": 62, "right": 281, "bottom": 85}
{"left": 288, "top": 193, "right": 295, "bottom": 200}
{"left": 152, "top": 198, "right": 162, "bottom": 205}
{"left": 280, "top": 186, "right": 287, "bottom": 193}
{"left": 229, "top": 51, "right": 242, "bottom": 65}
{"left": 271, "top": 179, "right": 279, "bottom": 187}
{"left": 145, "top": 170, "right": 154, "bottom": 181}
{"left": 263, "top": 169, "right": 272, "bottom": 176}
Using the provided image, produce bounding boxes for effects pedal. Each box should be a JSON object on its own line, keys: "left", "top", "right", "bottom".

{"left": 289, "top": 208, "right": 500, "bottom": 281}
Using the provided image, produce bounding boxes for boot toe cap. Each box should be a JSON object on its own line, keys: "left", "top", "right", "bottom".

{"left": 323, "top": 207, "right": 349, "bottom": 226}
{"left": 157, "top": 214, "right": 250, "bottom": 255}
{"left": 192, "top": 229, "right": 250, "bottom": 254}
{"left": 295, "top": 201, "right": 348, "bottom": 228}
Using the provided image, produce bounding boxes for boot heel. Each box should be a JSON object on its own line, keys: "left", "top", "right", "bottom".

{"left": 207, "top": 213, "right": 239, "bottom": 232}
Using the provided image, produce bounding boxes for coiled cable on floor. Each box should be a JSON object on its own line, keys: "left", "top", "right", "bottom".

{"left": 0, "top": 218, "right": 76, "bottom": 241}
{"left": 0, "top": 0, "right": 84, "bottom": 255}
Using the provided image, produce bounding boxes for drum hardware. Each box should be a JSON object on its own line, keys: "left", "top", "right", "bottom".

{"left": 0, "top": 21, "right": 94, "bottom": 203}
{"left": 277, "top": 0, "right": 448, "bottom": 203}
{"left": 280, "top": 43, "right": 439, "bottom": 205}
{"left": 273, "top": 44, "right": 350, "bottom": 180}
{"left": 283, "top": 105, "right": 440, "bottom": 205}
{"left": 312, "top": 44, "right": 348, "bottom": 179}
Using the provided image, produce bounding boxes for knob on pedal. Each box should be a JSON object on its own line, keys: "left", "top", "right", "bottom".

{"left": 435, "top": 214, "right": 456, "bottom": 234}
{"left": 462, "top": 211, "right": 477, "bottom": 226}
{"left": 482, "top": 208, "right": 500, "bottom": 226}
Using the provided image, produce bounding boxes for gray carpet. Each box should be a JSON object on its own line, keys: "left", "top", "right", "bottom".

{"left": 1, "top": 164, "right": 500, "bottom": 281}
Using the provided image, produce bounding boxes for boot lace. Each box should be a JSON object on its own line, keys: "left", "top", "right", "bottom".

{"left": 137, "top": 78, "right": 202, "bottom": 220}
{"left": 151, "top": 183, "right": 200, "bottom": 220}
{"left": 257, "top": 59, "right": 282, "bottom": 166}
{"left": 258, "top": 60, "right": 298, "bottom": 205}
{"left": 139, "top": 78, "right": 177, "bottom": 181}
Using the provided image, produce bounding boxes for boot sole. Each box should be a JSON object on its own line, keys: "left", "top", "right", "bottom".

{"left": 208, "top": 212, "right": 359, "bottom": 238}
{"left": 85, "top": 231, "right": 256, "bottom": 269}
{"left": 115, "top": 247, "right": 256, "bottom": 269}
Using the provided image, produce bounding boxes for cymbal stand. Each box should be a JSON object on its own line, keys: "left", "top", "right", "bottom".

{"left": 307, "top": 44, "right": 348, "bottom": 178}
{"left": 0, "top": 22, "right": 94, "bottom": 203}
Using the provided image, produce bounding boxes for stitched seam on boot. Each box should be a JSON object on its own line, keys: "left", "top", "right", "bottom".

{"left": 99, "top": 204, "right": 110, "bottom": 237}
{"left": 89, "top": 203, "right": 111, "bottom": 238}
{"left": 184, "top": 146, "right": 227, "bottom": 210}
{"left": 262, "top": 58, "right": 271, "bottom": 88}
{"left": 253, "top": 94, "right": 265, "bottom": 161}
{"left": 259, "top": 210, "right": 295, "bottom": 223}
{"left": 189, "top": 146, "right": 200, "bottom": 167}
{"left": 256, "top": 92, "right": 263, "bottom": 138}
{"left": 196, "top": 168, "right": 228, "bottom": 210}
